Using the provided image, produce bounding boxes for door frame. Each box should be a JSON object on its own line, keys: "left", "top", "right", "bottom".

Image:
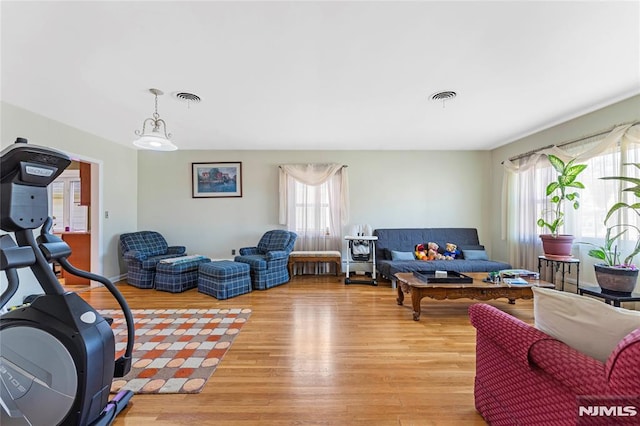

{"left": 61, "top": 152, "right": 103, "bottom": 286}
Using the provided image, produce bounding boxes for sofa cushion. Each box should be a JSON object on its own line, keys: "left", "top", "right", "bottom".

{"left": 391, "top": 250, "right": 415, "bottom": 260}
{"left": 380, "top": 259, "right": 511, "bottom": 276}
{"left": 533, "top": 287, "right": 640, "bottom": 362}
{"left": 458, "top": 244, "right": 485, "bottom": 251}
{"left": 140, "top": 254, "right": 186, "bottom": 270}
{"left": 462, "top": 249, "right": 489, "bottom": 261}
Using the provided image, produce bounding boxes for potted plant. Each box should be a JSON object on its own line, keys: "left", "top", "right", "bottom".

{"left": 536, "top": 154, "right": 587, "bottom": 259}
{"left": 582, "top": 224, "right": 640, "bottom": 293}
{"left": 583, "top": 163, "right": 640, "bottom": 293}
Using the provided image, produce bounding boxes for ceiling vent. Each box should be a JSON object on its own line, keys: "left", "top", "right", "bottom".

{"left": 174, "top": 92, "right": 201, "bottom": 104}
{"left": 430, "top": 91, "right": 457, "bottom": 102}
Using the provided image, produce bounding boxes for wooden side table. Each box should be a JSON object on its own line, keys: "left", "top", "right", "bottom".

{"left": 578, "top": 286, "right": 640, "bottom": 307}
{"left": 538, "top": 256, "right": 580, "bottom": 292}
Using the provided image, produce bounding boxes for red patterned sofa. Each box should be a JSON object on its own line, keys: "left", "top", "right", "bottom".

{"left": 469, "top": 303, "right": 640, "bottom": 425}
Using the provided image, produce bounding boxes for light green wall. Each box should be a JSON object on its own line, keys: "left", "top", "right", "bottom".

{"left": 1, "top": 102, "right": 138, "bottom": 306}
{"left": 137, "top": 150, "right": 494, "bottom": 259}
{"left": 489, "top": 94, "right": 640, "bottom": 287}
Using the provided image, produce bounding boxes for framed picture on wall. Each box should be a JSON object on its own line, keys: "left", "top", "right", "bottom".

{"left": 192, "top": 162, "right": 243, "bottom": 198}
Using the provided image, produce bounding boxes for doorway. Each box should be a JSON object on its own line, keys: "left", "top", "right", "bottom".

{"left": 49, "top": 159, "right": 98, "bottom": 287}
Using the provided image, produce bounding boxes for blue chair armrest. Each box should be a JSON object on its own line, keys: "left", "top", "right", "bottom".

{"left": 266, "top": 250, "right": 288, "bottom": 261}
{"left": 124, "top": 250, "right": 146, "bottom": 262}
{"left": 167, "top": 246, "right": 186, "bottom": 255}
{"left": 239, "top": 247, "right": 259, "bottom": 255}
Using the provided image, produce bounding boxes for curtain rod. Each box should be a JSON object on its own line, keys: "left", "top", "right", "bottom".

{"left": 506, "top": 120, "right": 640, "bottom": 163}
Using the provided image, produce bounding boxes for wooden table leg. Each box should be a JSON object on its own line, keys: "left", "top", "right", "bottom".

{"left": 397, "top": 285, "right": 422, "bottom": 320}
{"left": 411, "top": 287, "right": 422, "bottom": 321}
{"left": 287, "top": 260, "right": 294, "bottom": 277}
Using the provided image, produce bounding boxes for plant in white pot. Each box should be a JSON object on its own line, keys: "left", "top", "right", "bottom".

{"left": 536, "top": 155, "right": 587, "bottom": 259}
{"left": 582, "top": 163, "right": 640, "bottom": 294}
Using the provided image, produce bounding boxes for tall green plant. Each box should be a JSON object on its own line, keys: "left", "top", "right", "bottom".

{"left": 583, "top": 224, "right": 640, "bottom": 267}
{"left": 592, "top": 162, "right": 640, "bottom": 267}
{"left": 536, "top": 155, "right": 587, "bottom": 237}
{"left": 603, "top": 162, "right": 640, "bottom": 224}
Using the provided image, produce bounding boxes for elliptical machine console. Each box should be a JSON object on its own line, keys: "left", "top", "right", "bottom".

{"left": 0, "top": 138, "right": 135, "bottom": 426}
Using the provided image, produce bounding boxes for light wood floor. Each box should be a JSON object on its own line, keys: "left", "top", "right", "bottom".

{"left": 80, "top": 275, "right": 536, "bottom": 425}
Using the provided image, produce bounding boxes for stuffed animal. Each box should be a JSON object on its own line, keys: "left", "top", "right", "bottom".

{"left": 444, "top": 243, "right": 460, "bottom": 260}
{"left": 427, "top": 242, "right": 445, "bottom": 260}
{"left": 414, "top": 243, "right": 428, "bottom": 260}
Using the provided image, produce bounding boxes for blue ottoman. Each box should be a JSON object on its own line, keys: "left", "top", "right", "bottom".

{"left": 155, "top": 255, "right": 211, "bottom": 293}
{"left": 198, "top": 261, "right": 251, "bottom": 300}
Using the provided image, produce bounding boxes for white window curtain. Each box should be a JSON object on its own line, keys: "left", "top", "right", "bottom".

{"left": 279, "top": 164, "right": 349, "bottom": 252}
{"left": 502, "top": 123, "right": 640, "bottom": 271}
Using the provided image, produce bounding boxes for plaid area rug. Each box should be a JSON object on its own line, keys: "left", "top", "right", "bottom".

{"left": 100, "top": 308, "right": 251, "bottom": 394}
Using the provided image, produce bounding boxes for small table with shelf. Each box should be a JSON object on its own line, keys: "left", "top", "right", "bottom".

{"left": 578, "top": 286, "right": 640, "bottom": 307}
{"left": 538, "top": 256, "right": 580, "bottom": 292}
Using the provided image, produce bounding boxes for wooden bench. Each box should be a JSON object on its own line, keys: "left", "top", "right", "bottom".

{"left": 288, "top": 251, "right": 342, "bottom": 276}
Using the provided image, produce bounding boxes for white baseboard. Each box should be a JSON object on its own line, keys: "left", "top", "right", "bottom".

{"left": 110, "top": 273, "right": 127, "bottom": 283}
{"left": 90, "top": 274, "right": 126, "bottom": 288}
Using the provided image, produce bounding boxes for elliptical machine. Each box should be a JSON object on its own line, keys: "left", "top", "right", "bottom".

{"left": 0, "top": 138, "right": 135, "bottom": 426}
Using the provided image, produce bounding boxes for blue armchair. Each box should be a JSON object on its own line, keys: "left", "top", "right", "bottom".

{"left": 119, "top": 231, "right": 186, "bottom": 288}
{"left": 234, "top": 230, "right": 297, "bottom": 290}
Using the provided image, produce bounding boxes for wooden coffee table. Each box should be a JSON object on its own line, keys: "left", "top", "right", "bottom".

{"left": 395, "top": 271, "right": 554, "bottom": 321}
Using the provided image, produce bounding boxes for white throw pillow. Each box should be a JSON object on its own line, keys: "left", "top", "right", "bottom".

{"left": 532, "top": 287, "right": 640, "bottom": 362}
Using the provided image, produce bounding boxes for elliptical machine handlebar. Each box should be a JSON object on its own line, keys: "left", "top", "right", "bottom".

{"left": 37, "top": 218, "right": 135, "bottom": 377}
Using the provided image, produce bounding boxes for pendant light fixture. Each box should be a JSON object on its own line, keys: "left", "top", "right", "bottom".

{"left": 133, "top": 88, "right": 178, "bottom": 151}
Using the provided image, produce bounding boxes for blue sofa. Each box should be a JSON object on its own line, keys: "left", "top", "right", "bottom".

{"left": 373, "top": 228, "right": 511, "bottom": 287}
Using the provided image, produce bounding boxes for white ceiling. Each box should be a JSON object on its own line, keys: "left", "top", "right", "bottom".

{"left": 2, "top": 1, "right": 639, "bottom": 151}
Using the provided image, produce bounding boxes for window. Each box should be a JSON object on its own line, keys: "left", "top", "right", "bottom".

{"left": 279, "top": 164, "right": 349, "bottom": 251}
{"left": 293, "top": 180, "right": 332, "bottom": 238}
{"left": 504, "top": 123, "right": 640, "bottom": 270}
{"left": 49, "top": 170, "right": 88, "bottom": 233}
{"left": 535, "top": 142, "right": 640, "bottom": 240}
